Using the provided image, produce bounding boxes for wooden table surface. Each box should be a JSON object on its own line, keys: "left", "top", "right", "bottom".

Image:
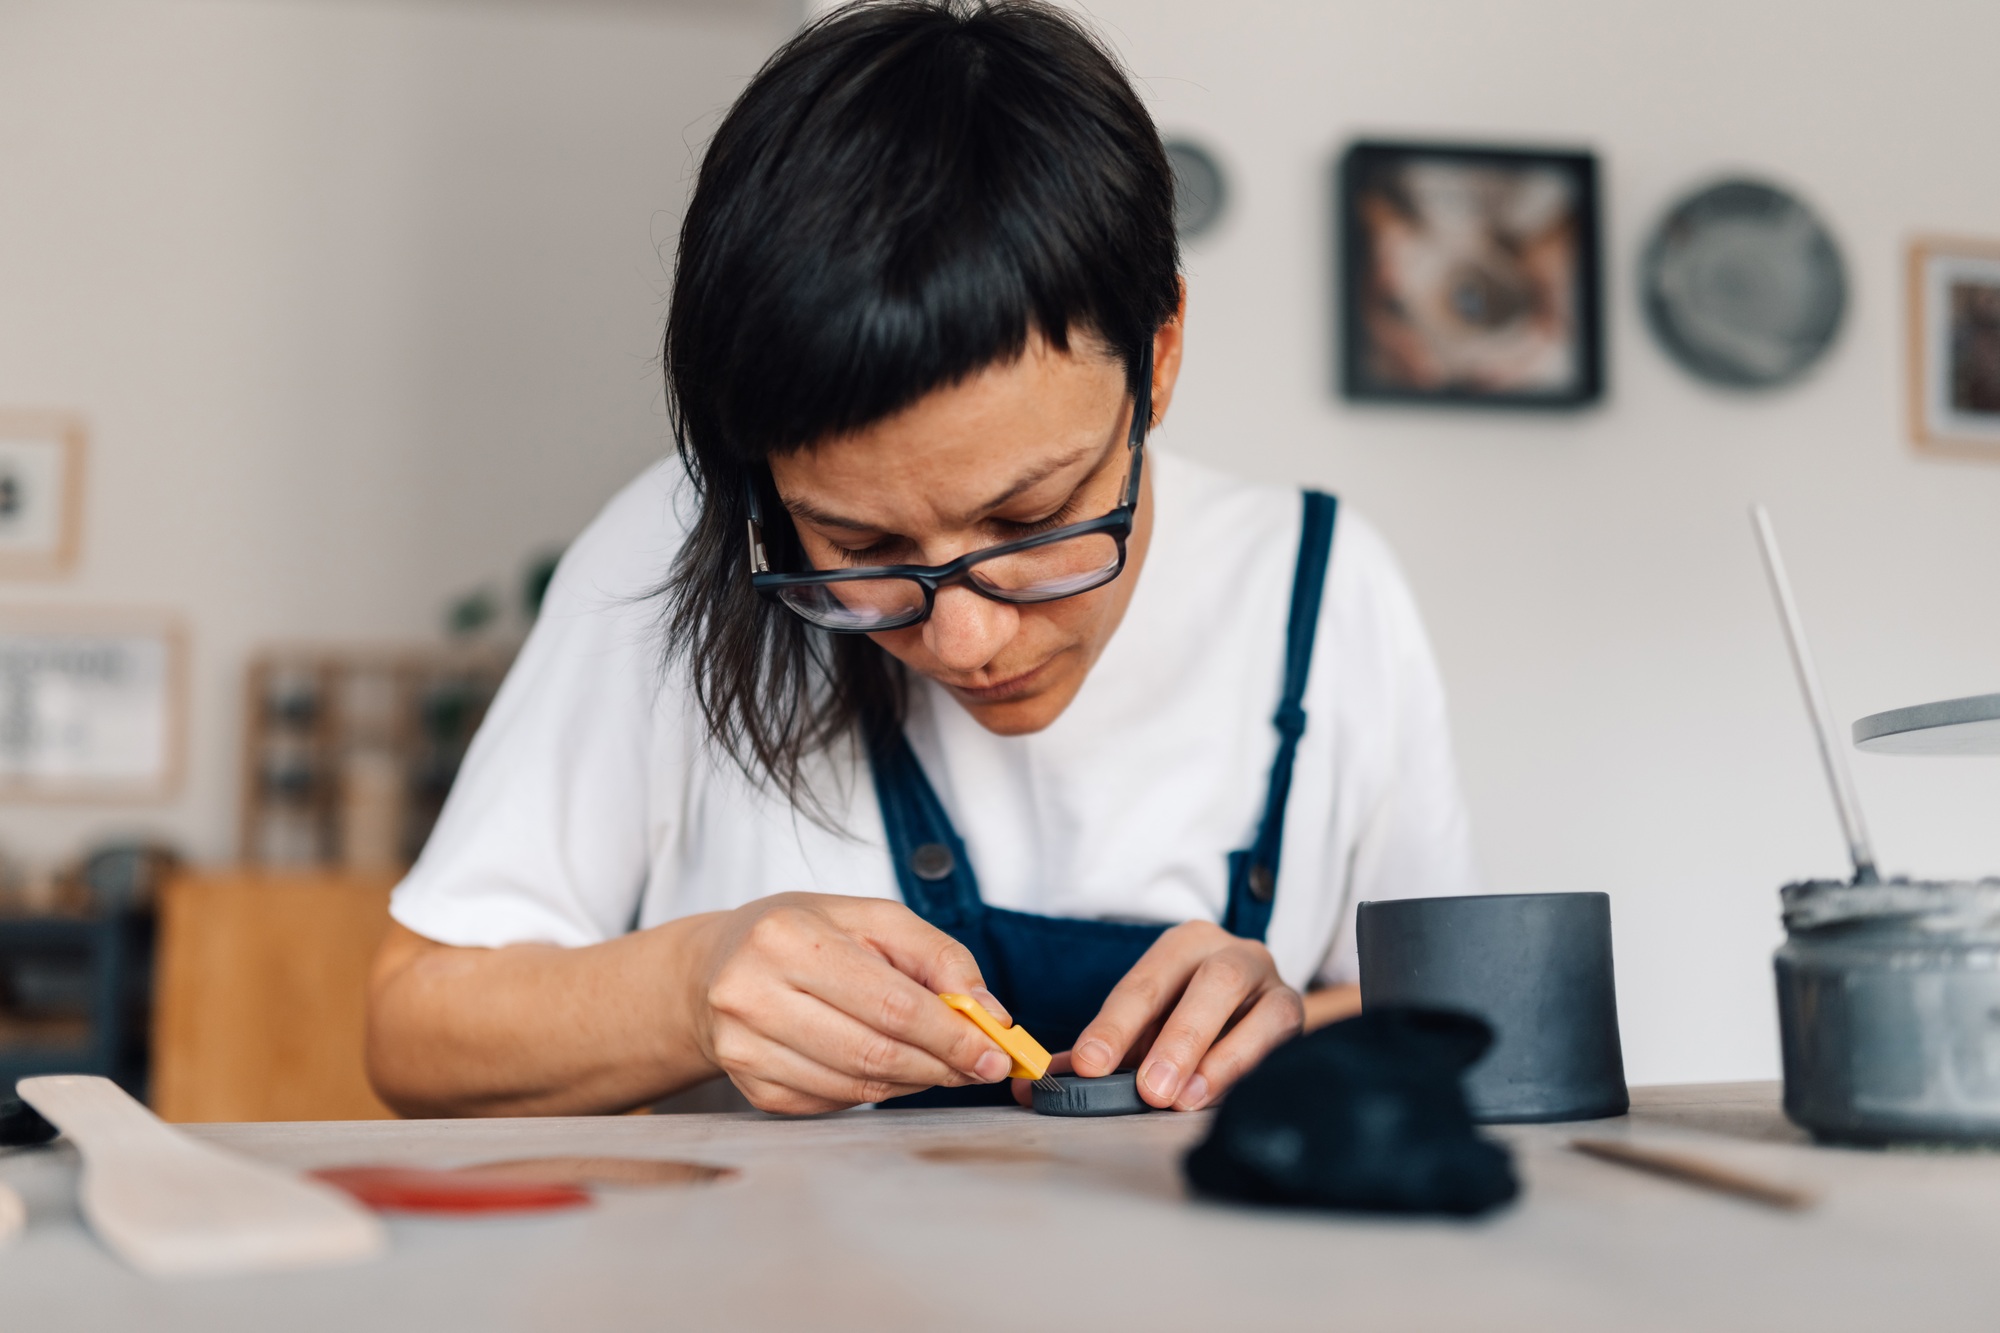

{"left": 3, "top": 1081, "right": 1998, "bottom": 1331}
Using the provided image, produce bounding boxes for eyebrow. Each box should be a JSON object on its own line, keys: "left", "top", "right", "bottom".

{"left": 781, "top": 443, "right": 1102, "bottom": 533}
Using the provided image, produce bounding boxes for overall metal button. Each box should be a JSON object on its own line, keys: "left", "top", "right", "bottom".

{"left": 1247, "top": 864, "right": 1275, "bottom": 903}
{"left": 909, "top": 842, "right": 955, "bottom": 882}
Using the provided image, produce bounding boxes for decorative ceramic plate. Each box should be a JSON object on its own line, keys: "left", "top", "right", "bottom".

{"left": 1642, "top": 179, "right": 1845, "bottom": 387}
{"left": 1164, "top": 139, "right": 1228, "bottom": 241}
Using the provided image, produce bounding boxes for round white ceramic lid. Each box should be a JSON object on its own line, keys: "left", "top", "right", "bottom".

{"left": 1853, "top": 692, "right": 2000, "bottom": 755}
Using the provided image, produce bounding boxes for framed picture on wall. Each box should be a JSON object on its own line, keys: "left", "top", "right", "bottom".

{"left": 0, "top": 612, "right": 185, "bottom": 801}
{"left": 0, "top": 413, "right": 85, "bottom": 576}
{"left": 1339, "top": 140, "right": 1602, "bottom": 408}
{"left": 1909, "top": 238, "right": 2000, "bottom": 458}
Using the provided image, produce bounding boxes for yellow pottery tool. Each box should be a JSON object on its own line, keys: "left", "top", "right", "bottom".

{"left": 938, "top": 994, "right": 1061, "bottom": 1091}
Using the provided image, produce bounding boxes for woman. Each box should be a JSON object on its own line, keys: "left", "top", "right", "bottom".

{"left": 367, "top": 0, "right": 1477, "bottom": 1118}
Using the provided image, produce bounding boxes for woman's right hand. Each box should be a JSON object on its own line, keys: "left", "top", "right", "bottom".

{"left": 683, "top": 893, "right": 1015, "bottom": 1114}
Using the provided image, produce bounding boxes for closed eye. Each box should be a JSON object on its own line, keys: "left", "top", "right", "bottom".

{"left": 831, "top": 535, "right": 914, "bottom": 565}
{"left": 829, "top": 496, "right": 1087, "bottom": 566}
{"left": 989, "top": 495, "right": 1083, "bottom": 540}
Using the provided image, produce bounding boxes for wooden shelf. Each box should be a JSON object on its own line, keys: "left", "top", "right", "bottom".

{"left": 0, "top": 1013, "right": 92, "bottom": 1050}
{"left": 240, "top": 646, "right": 511, "bottom": 872}
{"left": 0, "top": 910, "right": 152, "bottom": 1095}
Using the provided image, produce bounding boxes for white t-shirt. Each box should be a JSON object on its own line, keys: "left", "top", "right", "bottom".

{"left": 391, "top": 450, "right": 1479, "bottom": 989}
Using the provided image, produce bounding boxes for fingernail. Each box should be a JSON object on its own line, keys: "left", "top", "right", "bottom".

{"left": 971, "top": 989, "right": 1011, "bottom": 1025}
{"left": 1075, "top": 1038, "right": 1114, "bottom": 1074}
{"left": 1143, "top": 1060, "right": 1180, "bottom": 1101}
{"left": 1176, "top": 1073, "right": 1210, "bottom": 1111}
{"left": 974, "top": 1051, "right": 1011, "bottom": 1083}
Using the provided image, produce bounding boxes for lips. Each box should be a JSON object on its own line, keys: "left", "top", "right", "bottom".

{"left": 942, "top": 654, "right": 1058, "bottom": 704}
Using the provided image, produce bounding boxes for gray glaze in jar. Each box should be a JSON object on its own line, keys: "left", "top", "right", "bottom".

{"left": 1777, "top": 878, "right": 2000, "bottom": 1144}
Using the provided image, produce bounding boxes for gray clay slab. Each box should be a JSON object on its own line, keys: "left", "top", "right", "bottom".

{"left": 1032, "top": 1071, "right": 1152, "bottom": 1117}
{"left": 1853, "top": 692, "right": 2000, "bottom": 754}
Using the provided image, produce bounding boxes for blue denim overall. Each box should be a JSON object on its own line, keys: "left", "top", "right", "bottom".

{"left": 873, "top": 492, "right": 1337, "bottom": 1107}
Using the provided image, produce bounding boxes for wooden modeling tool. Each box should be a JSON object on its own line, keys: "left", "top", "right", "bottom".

{"left": 1570, "top": 1137, "right": 1818, "bottom": 1212}
{"left": 0, "top": 1182, "right": 22, "bottom": 1248}
{"left": 938, "top": 994, "right": 1060, "bottom": 1092}
{"left": 16, "top": 1075, "right": 385, "bottom": 1277}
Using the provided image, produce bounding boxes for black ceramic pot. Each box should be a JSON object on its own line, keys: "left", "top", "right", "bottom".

{"left": 1356, "top": 892, "right": 1629, "bottom": 1123}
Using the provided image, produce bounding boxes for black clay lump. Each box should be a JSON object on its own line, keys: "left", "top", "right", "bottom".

{"left": 0, "top": 1098, "right": 56, "bottom": 1147}
{"left": 1183, "top": 1008, "right": 1518, "bottom": 1216}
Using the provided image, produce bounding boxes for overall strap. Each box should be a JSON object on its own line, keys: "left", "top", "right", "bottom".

{"left": 1222, "top": 490, "right": 1338, "bottom": 940}
{"left": 869, "top": 727, "right": 985, "bottom": 932}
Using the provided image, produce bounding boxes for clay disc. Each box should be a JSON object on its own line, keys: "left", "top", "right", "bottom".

{"left": 312, "top": 1166, "right": 591, "bottom": 1215}
{"left": 462, "top": 1156, "right": 737, "bottom": 1187}
{"left": 1032, "top": 1071, "right": 1152, "bottom": 1117}
{"left": 312, "top": 1156, "right": 734, "bottom": 1215}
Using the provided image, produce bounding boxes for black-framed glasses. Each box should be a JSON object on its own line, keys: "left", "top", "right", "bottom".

{"left": 746, "top": 345, "right": 1153, "bottom": 633}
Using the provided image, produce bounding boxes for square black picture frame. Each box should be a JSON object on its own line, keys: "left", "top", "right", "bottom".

{"left": 1339, "top": 140, "right": 1603, "bottom": 408}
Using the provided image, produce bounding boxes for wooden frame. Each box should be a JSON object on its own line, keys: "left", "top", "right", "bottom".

{"left": 0, "top": 609, "right": 187, "bottom": 803}
{"left": 1909, "top": 236, "right": 2000, "bottom": 459}
{"left": 0, "top": 412, "right": 86, "bottom": 577}
{"left": 1339, "top": 140, "right": 1603, "bottom": 409}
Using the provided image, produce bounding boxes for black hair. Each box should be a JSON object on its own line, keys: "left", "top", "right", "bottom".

{"left": 662, "top": 0, "right": 1180, "bottom": 816}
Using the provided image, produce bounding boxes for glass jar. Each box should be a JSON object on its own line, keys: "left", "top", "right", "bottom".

{"left": 1777, "top": 878, "right": 2000, "bottom": 1144}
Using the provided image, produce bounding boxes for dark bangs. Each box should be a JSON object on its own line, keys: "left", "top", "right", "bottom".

{"left": 662, "top": 0, "right": 1180, "bottom": 816}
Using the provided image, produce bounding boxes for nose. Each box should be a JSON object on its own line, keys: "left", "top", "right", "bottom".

{"left": 922, "top": 585, "right": 1018, "bottom": 674}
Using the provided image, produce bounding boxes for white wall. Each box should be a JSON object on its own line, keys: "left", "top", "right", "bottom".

{"left": 0, "top": 0, "right": 794, "bottom": 868}
{"left": 1074, "top": 0, "right": 2000, "bottom": 1084}
{"left": 8, "top": 0, "right": 2000, "bottom": 1086}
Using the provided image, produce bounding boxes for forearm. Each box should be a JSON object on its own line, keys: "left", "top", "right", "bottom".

{"left": 1302, "top": 982, "right": 1361, "bottom": 1031}
{"left": 366, "top": 916, "right": 724, "bottom": 1118}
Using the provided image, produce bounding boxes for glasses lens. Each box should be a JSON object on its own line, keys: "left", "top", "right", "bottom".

{"left": 773, "top": 578, "right": 927, "bottom": 630}
{"left": 968, "top": 531, "right": 1123, "bottom": 602}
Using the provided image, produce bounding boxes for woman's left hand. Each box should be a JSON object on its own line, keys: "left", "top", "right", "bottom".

{"left": 1012, "top": 922, "right": 1304, "bottom": 1111}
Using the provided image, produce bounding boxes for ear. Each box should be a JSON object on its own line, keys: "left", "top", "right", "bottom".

{"left": 1147, "top": 278, "right": 1189, "bottom": 428}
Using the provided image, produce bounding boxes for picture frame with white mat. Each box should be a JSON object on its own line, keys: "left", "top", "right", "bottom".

{"left": 0, "top": 413, "right": 85, "bottom": 579}
{"left": 0, "top": 610, "right": 186, "bottom": 803}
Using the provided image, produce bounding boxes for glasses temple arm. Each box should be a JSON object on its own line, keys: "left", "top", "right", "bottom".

{"left": 743, "top": 476, "right": 771, "bottom": 574}
{"left": 1121, "top": 345, "right": 1154, "bottom": 507}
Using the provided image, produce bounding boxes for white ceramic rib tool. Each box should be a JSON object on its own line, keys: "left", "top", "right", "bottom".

{"left": 16, "top": 1075, "right": 385, "bottom": 1277}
